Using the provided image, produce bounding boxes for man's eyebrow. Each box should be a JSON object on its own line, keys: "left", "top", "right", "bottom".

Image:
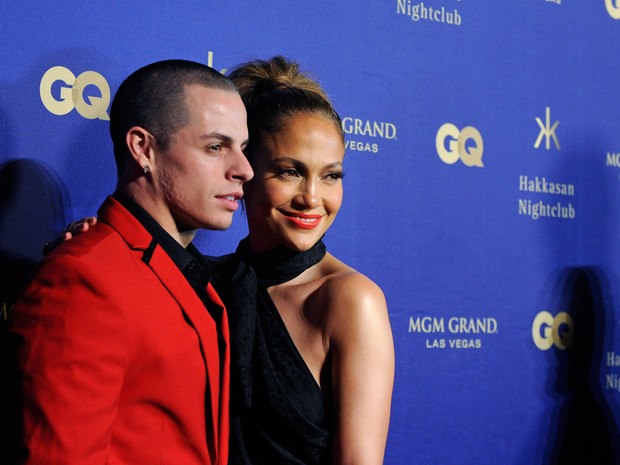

{"left": 199, "top": 132, "right": 231, "bottom": 142}
{"left": 199, "top": 133, "right": 249, "bottom": 147}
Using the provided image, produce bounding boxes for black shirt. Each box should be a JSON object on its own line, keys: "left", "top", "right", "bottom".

{"left": 112, "top": 191, "right": 221, "bottom": 322}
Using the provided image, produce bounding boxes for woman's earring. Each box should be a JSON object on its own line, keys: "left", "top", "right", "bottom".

{"left": 143, "top": 165, "right": 151, "bottom": 174}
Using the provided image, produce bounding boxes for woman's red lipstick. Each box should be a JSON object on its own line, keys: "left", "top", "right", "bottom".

{"left": 282, "top": 212, "right": 322, "bottom": 229}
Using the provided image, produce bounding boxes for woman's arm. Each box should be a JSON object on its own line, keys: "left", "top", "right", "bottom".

{"left": 326, "top": 272, "right": 395, "bottom": 465}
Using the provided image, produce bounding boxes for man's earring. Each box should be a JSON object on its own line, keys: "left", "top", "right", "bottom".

{"left": 143, "top": 165, "right": 151, "bottom": 174}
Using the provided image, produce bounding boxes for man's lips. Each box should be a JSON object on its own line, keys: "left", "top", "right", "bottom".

{"left": 217, "top": 193, "right": 243, "bottom": 211}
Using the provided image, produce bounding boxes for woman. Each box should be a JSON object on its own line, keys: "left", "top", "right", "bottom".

{"left": 218, "top": 56, "right": 394, "bottom": 465}
{"left": 55, "top": 56, "right": 394, "bottom": 465}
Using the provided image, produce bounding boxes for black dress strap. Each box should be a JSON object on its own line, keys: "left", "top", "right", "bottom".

{"left": 234, "top": 236, "right": 326, "bottom": 287}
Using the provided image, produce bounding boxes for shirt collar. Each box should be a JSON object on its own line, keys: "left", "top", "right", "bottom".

{"left": 112, "top": 191, "right": 206, "bottom": 279}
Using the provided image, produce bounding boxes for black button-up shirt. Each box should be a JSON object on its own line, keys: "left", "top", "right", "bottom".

{"left": 113, "top": 191, "right": 221, "bottom": 323}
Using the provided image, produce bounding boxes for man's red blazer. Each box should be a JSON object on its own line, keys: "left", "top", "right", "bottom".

{"left": 10, "top": 196, "right": 230, "bottom": 465}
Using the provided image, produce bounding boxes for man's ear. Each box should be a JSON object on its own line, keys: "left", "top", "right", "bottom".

{"left": 126, "top": 126, "right": 157, "bottom": 172}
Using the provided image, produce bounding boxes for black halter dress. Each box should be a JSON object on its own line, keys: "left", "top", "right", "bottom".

{"left": 211, "top": 238, "right": 332, "bottom": 465}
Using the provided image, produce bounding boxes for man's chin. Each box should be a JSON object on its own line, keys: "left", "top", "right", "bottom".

{"left": 205, "top": 218, "right": 234, "bottom": 231}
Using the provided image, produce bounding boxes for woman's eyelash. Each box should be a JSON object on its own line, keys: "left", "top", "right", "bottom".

{"left": 274, "top": 168, "right": 344, "bottom": 180}
{"left": 325, "top": 171, "right": 345, "bottom": 180}
{"left": 276, "top": 168, "right": 299, "bottom": 177}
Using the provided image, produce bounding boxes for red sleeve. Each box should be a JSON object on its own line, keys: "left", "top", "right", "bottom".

{"left": 10, "top": 254, "right": 132, "bottom": 465}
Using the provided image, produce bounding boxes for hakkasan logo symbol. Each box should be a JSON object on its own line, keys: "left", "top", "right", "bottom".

{"left": 40, "top": 66, "right": 110, "bottom": 120}
{"left": 534, "top": 106, "right": 560, "bottom": 151}
{"left": 206, "top": 51, "right": 228, "bottom": 75}
{"left": 606, "top": 0, "right": 620, "bottom": 19}
{"left": 532, "top": 311, "right": 573, "bottom": 351}
{"left": 436, "top": 123, "right": 484, "bottom": 167}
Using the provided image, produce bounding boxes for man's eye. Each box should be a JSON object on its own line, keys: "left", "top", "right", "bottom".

{"left": 208, "top": 144, "right": 222, "bottom": 151}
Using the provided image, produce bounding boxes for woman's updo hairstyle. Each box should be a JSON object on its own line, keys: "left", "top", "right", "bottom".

{"left": 228, "top": 56, "right": 344, "bottom": 165}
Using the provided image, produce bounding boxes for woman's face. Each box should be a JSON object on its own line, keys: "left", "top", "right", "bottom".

{"left": 245, "top": 113, "right": 345, "bottom": 253}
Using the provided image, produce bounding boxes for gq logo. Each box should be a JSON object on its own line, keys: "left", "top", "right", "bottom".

{"left": 532, "top": 311, "right": 573, "bottom": 350}
{"left": 40, "top": 66, "right": 110, "bottom": 120}
{"left": 435, "top": 123, "right": 484, "bottom": 167}
{"left": 607, "top": 0, "right": 620, "bottom": 19}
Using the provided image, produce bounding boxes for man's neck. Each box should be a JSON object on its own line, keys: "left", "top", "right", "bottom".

{"left": 118, "top": 184, "right": 196, "bottom": 248}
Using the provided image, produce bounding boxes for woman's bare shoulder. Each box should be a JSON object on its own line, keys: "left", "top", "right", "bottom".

{"left": 320, "top": 253, "right": 385, "bottom": 298}
{"left": 317, "top": 253, "right": 388, "bottom": 336}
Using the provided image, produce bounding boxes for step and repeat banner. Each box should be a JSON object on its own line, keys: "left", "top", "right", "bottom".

{"left": 2, "top": 1, "right": 620, "bottom": 464}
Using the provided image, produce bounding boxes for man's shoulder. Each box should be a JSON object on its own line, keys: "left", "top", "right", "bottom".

{"left": 45, "top": 220, "right": 124, "bottom": 262}
{"left": 46, "top": 196, "right": 150, "bottom": 262}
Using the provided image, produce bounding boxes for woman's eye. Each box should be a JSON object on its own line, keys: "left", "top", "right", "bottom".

{"left": 276, "top": 168, "right": 299, "bottom": 178}
{"left": 324, "top": 171, "right": 345, "bottom": 181}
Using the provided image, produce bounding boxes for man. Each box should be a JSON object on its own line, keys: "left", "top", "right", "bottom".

{"left": 9, "top": 60, "right": 252, "bottom": 464}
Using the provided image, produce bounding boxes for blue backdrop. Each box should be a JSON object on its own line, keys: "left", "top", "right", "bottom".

{"left": 2, "top": 2, "right": 620, "bottom": 464}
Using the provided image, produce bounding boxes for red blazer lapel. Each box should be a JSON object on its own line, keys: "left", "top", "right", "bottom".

{"left": 146, "top": 247, "right": 224, "bottom": 461}
{"left": 98, "top": 197, "right": 229, "bottom": 463}
{"left": 97, "top": 196, "right": 152, "bottom": 250}
{"left": 207, "top": 283, "right": 230, "bottom": 464}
